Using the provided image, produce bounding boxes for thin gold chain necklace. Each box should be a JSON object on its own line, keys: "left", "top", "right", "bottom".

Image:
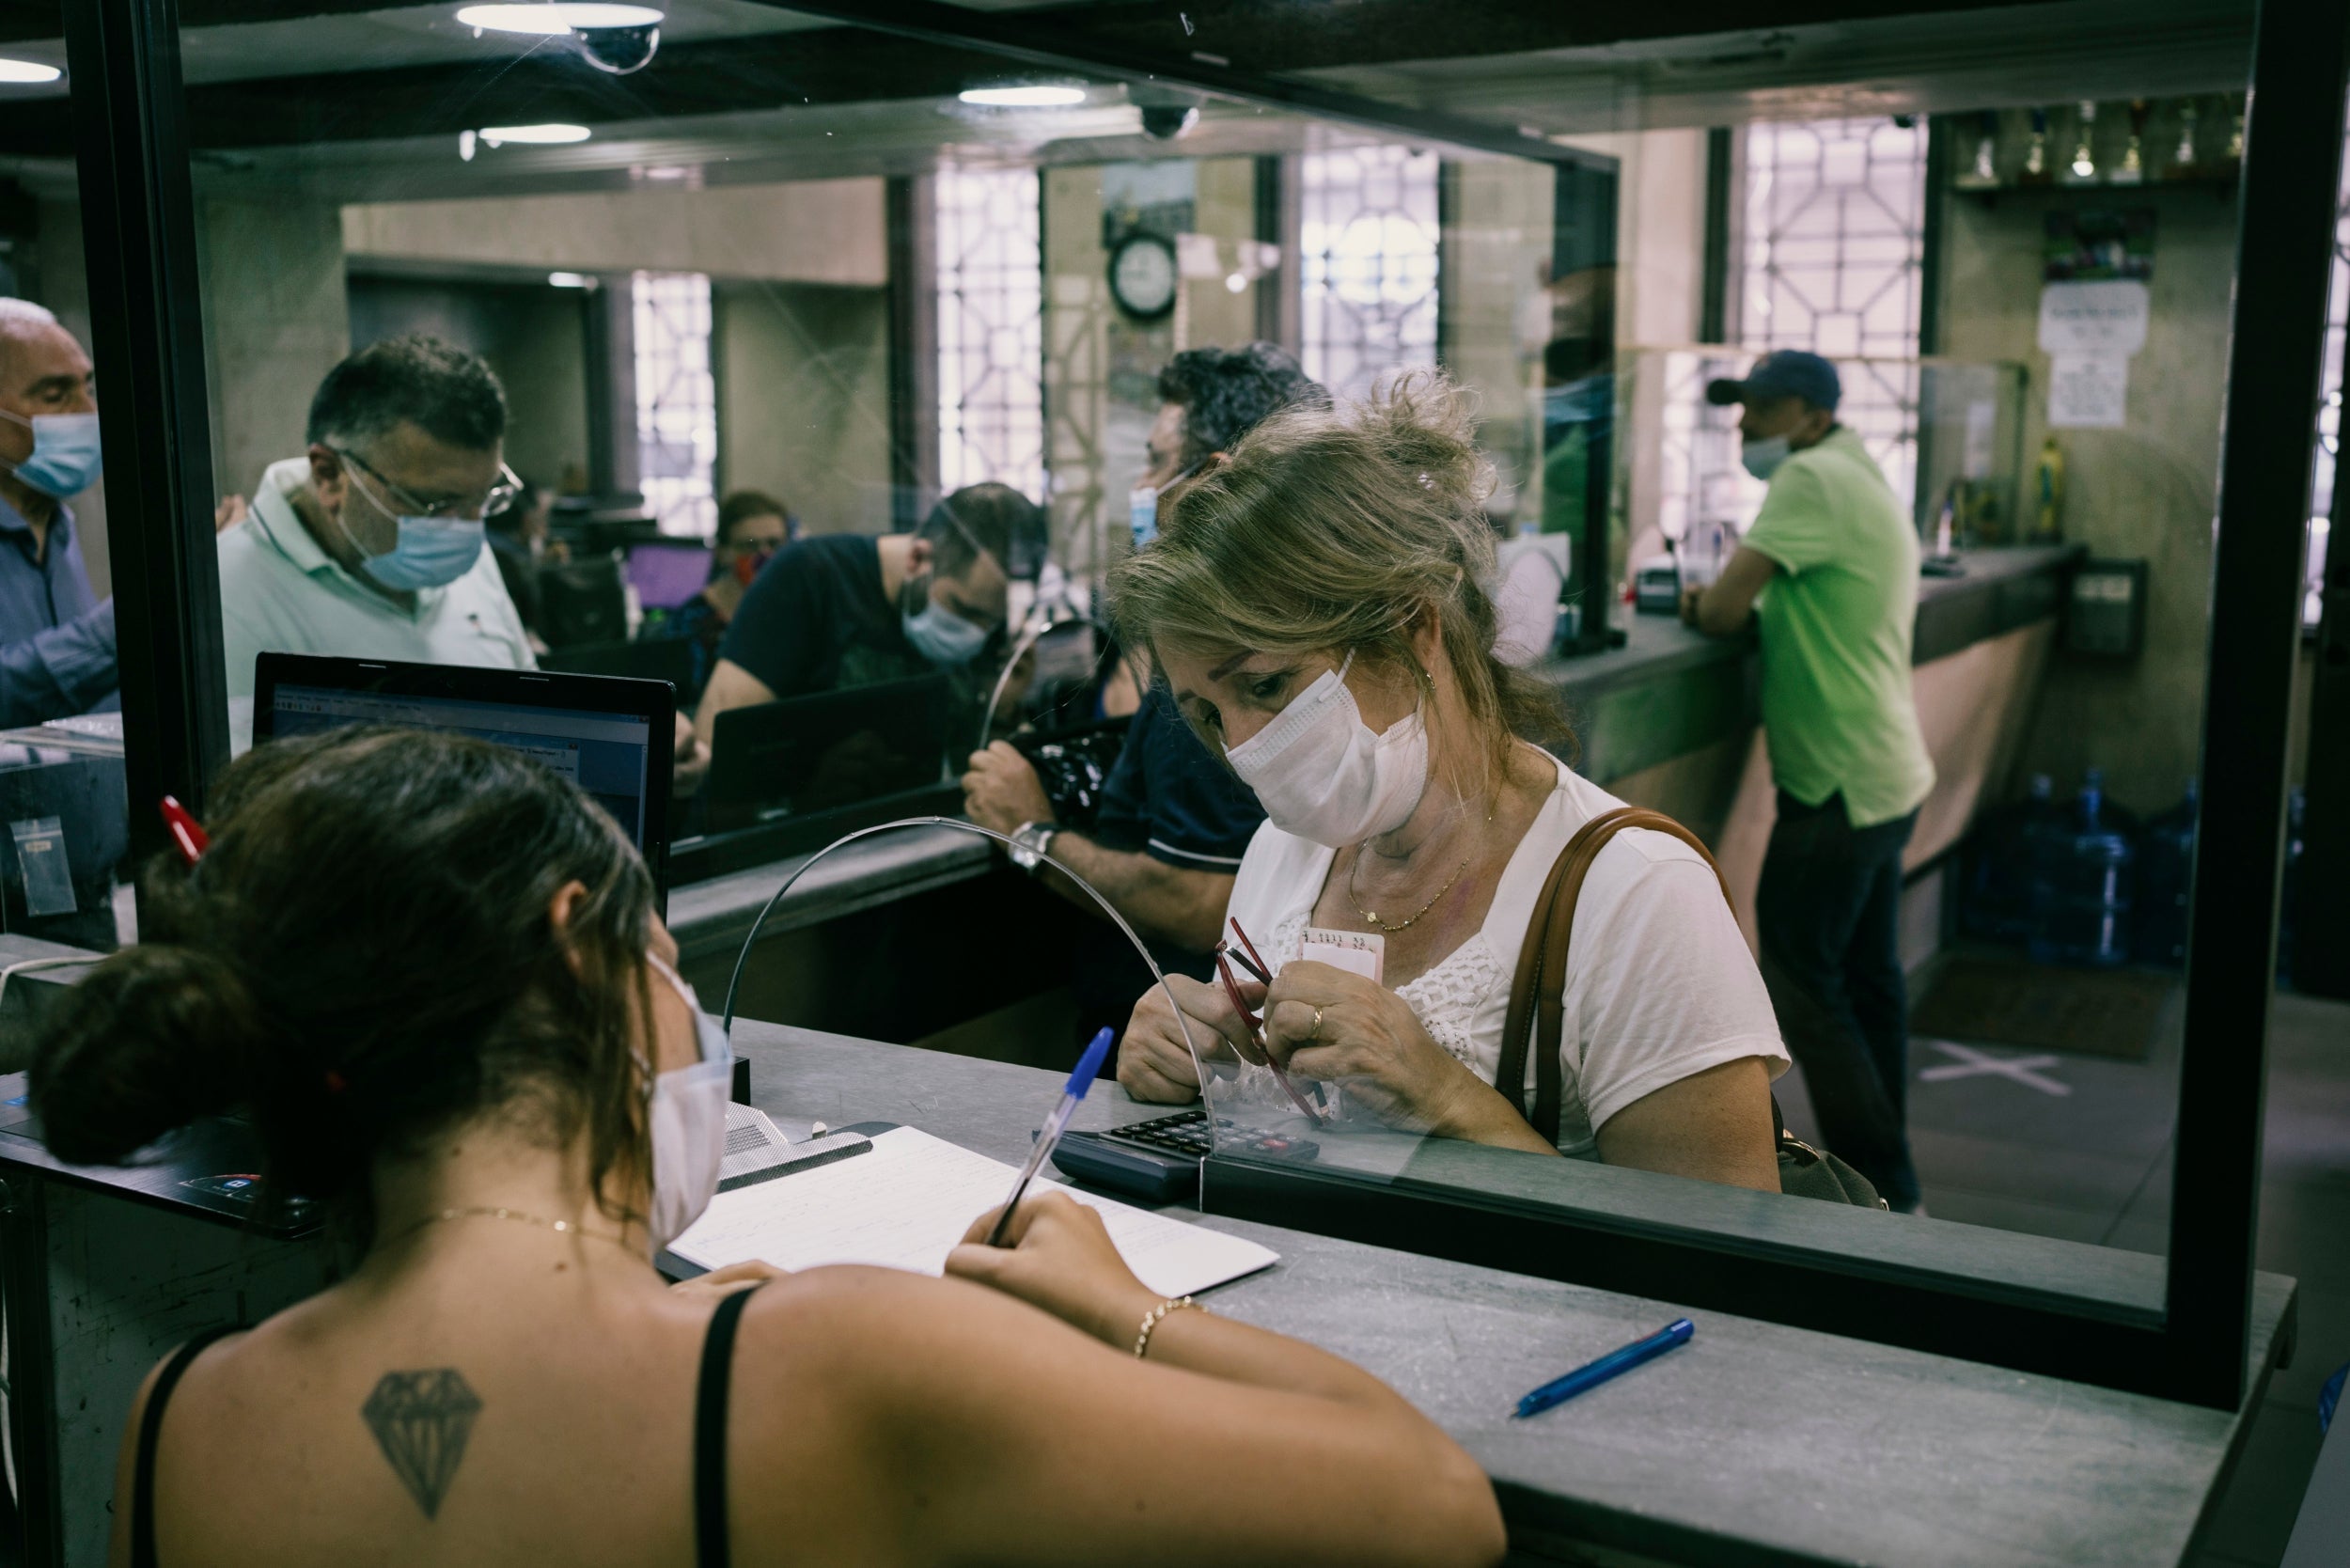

{"left": 1347, "top": 850, "right": 1469, "bottom": 933}
{"left": 391, "top": 1204, "right": 638, "bottom": 1258}
{"left": 1345, "top": 800, "right": 1495, "bottom": 934}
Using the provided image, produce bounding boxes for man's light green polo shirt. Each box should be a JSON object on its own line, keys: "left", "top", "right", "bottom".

{"left": 1742, "top": 426, "right": 1935, "bottom": 828}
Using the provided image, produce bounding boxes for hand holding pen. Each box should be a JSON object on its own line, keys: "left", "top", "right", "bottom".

{"left": 1216, "top": 918, "right": 1325, "bottom": 1122}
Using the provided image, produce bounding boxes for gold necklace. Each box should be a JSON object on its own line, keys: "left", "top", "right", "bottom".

{"left": 1346, "top": 796, "right": 1497, "bottom": 934}
{"left": 394, "top": 1204, "right": 638, "bottom": 1257}
{"left": 1347, "top": 851, "right": 1470, "bottom": 933}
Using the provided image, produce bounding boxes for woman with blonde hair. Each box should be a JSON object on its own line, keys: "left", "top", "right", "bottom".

{"left": 1112, "top": 373, "right": 1787, "bottom": 1188}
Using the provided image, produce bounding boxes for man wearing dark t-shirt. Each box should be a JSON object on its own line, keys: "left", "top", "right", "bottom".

{"left": 693, "top": 483, "right": 1043, "bottom": 755}
{"left": 961, "top": 344, "right": 1324, "bottom": 958}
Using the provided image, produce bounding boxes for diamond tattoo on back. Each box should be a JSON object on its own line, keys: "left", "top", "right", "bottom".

{"left": 361, "top": 1369, "right": 483, "bottom": 1519}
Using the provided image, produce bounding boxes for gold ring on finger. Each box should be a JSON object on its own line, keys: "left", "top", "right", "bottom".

{"left": 1309, "top": 1005, "right": 1324, "bottom": 1042}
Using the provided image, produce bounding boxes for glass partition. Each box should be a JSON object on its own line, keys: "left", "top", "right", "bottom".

{"left": 44, "top": 0, "right": 2333, "bottom": 1407}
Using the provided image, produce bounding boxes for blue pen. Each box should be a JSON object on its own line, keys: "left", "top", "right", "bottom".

{"left": 986, "top": 1027, "right": 1117, "bottom": 1247}
{"left": 1511, "top": 1319, "right": 1695, "bottom": 1418}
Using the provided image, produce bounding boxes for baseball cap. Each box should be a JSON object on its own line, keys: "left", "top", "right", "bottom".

{"left": 1706, "top": 350, "right": 1841, "bottom": 414}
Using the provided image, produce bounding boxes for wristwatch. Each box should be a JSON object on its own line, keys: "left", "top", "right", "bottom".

{"left": 1008, "top": 820, "right": 1058, "bottom": 874}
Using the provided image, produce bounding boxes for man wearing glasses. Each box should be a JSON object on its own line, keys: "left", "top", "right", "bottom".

{"left": 217, "top": 335, "right": 536, "bottom": 710}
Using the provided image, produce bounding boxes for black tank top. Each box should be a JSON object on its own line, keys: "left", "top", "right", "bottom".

{"left": 132, "top": 1284, "right": 762, "bottom": 1568}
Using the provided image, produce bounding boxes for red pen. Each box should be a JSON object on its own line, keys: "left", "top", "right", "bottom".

{"left": 1215, "top": 924, "right": 1324, "bottom": 1122}
{"left": 159, "top": 796, "right": 208, "bottom": 867}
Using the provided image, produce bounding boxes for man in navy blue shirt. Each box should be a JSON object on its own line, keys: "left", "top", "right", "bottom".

{"left": 0, "top": 300, "right": 114, "bottom": 724}
{"left": 961, "top": 345, "right": 1324, "bottom": 963}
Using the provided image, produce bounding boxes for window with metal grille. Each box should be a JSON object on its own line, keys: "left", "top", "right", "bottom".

{"left": 632, "top": 271, "right": 717, "bottom": 538}
{"left": 1739, "top": 117, "right": 1929, "bottom": 512}
{"left": 1299, "top": 145, "right": 1442, "bottom": 400}
{"left": 936, "top": 165, "right": 1046, "bottom": 502}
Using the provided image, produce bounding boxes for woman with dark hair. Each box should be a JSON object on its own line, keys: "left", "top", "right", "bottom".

{"left": 34, "top": 728, "right": 1502, "bottom": 1568}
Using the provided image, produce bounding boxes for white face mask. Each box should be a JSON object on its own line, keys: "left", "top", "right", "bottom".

{"left": 640, "top": 954, "right": 733, "bottom": 1254}
{"left": 1742, "top": 434, "right": 1793, "bottom": 481}
{"left": 1225, "top": 651, "right": 1430, "bottom": 848}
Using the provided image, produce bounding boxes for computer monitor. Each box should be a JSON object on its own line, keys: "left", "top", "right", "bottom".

{"left": 627, "top": 541, "right": 714, "bottom": 610}
{"left": 537, "top": 557, "right": 629, "bottom": 649}
{"left": 251, "top": 653, "right": 676, "bottom": 895}
{"left": 705, "top": 674, "right": 948, "bottom": 833}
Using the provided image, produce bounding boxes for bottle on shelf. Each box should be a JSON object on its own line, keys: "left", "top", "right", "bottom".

{"left": 2032, "top": 435, "right": 2065, "bottom": 541}
{"left": 2111, "top": 100, "right": 2149, "bottom": 185}
{"left": 2022, "top": 107, "right": 2053, "bottom": 183}
{"left": 2168, "top": 100, "right": 2201, "bottom": 178}
{"left": 1962, "top": 774, "right": 2063, "bottom": 944}
{"left": 2064, "top": 101, "right": 2100, "bottom": 184}
{"left": 2028, "top": 768, "right": 2138, "bottom": 968}
{"left": 2134, "top": 778, "right": 2199, "bottom": 969}
{"left": 1957, "top": 110, "right": 2001, "bottom": 190}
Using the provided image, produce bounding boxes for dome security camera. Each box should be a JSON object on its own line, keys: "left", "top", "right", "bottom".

{"left": 1139, "top": 103, "right": 1199, "bottom": 140}
{"left": 574, "top": 21, "right": 658, "bottom": 74}
{"left": 1130, "top": 83, "right": 1200, "bottom": 141}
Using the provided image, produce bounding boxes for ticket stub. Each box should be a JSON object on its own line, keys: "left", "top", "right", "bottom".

{"left": 1299, "top": 927, "right": 1385, "bottom": 984}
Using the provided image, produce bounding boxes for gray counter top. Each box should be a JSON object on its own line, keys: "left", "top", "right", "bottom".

{"left": 729, "top": 1018, "right": 2288, "bottom": 1568}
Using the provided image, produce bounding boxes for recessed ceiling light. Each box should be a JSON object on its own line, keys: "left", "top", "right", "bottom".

{"left": 548, "top": 272, "right": 594, "bottom": 288}
{"left": 0, "top": 59, "right": 62, "bottom": 85}
{"left": 455, "top": 4, "right": 662, "bottom": 36}
{"left": 959, "top": 85, "right": 1088, "bottom": 108}
{"left": 478, "top": 122, "right": 593, "bottom": 147}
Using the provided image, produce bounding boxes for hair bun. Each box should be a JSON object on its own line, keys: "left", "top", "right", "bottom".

{"left": 30, "top": 945, "right": 264, "bottom": 1167}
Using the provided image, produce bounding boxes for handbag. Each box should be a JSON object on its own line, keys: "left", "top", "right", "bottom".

{"left": 1494, "top": 805, "right": 1885, "bottom": 1208}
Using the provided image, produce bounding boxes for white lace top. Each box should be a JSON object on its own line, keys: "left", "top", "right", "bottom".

{"left": 1223, "top": 758, "right": 1787, "bottom": 1158}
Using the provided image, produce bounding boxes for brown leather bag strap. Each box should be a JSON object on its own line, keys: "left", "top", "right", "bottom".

{"left": 1496, "top": 806, "right": 1731, "bottom": 1145}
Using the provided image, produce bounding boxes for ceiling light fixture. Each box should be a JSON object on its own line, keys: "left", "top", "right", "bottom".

{"left": 958, "top": 85, "right": 1088, "bottom": 108}
{"left": 548, "top": 272, "right": 594, "bottom": 288}
{"left": 455, "top": 3, "right": 661, "bottom": 35}
{"left": 478, "top": 122, "right": 593, "bottom": 147}
{"left": 0, "top": 58, "right": 62, "bottom": 85}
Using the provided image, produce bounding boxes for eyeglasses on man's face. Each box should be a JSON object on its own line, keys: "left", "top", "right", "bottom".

{"left": 333, "top": 446, "right": 523, "bottom": 522}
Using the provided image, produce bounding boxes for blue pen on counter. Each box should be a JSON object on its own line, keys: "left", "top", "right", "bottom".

{"left": 1511, "top": 1319, "right": 1694, "bottom": 1419}
{"left": 985, "top": 1027, "right": 1117, "bottom": 1247}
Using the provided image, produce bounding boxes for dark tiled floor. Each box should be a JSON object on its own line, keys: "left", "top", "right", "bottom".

{"left": 1822, "top": 973, "right": 2348, "bottom": 1567}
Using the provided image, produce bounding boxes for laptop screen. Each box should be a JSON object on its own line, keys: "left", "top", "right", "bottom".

{"left": 266, "top": 682, "right": 659, "bottom": 854}
{"left": 627, "top": 542, "right": 714, "bottom": 610}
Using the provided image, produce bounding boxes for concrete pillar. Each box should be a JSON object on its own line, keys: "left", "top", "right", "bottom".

{"left": 195, "top": 196, "right": 350, "bottom": 502}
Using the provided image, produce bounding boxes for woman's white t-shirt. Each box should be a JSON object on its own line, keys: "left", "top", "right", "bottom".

{"left": 1224, "top": 756, "right": 1789, "bottom": 1158}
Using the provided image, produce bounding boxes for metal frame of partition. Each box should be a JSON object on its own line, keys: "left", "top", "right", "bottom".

{"left": 59, "top": 0, "right": 2344, "bottom": 1413}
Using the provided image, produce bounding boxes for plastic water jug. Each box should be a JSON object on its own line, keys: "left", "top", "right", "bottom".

{"left": 2134, "top": 778, "right": 2198, "bottom": 969}
{"left": 1963, "top": 775, "right": 2062, "bottom": 943}
{"left": 2029, "top": 769, "right": 2137, "bottom": 968}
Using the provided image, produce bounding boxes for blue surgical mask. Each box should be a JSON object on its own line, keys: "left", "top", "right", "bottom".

{"left": 337, "top": 464, "right": 486, "bottom": 590}
{"left": 2, "top": 411, "right": 102, "bottom": 498}
{"left": 357, "top": 515, "right": 487, "bottom": 591}
{"left": 902, "top": 593, "right": 991, "bottom": 666}
{"left": 1741, "top": 434, "right": 1793, "bottom": 482}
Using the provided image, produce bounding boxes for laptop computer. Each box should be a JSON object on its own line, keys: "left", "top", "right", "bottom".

{"left": 541, "top": 636, "right": 698, "bottom": 693}
{"left": 250, "top": 652, "right": 677, "bottom": 898}
{"left": 704, "top": 674, "right": 949, "bottom": 833}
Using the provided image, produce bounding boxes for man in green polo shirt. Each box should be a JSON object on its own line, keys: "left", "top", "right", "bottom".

{"left": 1683, "top": 350, "right": 1935, "bottom": 1213}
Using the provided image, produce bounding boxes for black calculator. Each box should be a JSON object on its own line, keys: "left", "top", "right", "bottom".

{"left": 1049, "top": 1110, "right": 1319, "bottom": 1203}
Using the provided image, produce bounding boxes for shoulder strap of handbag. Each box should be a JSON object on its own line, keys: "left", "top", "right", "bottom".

{"left": 1495, "top": 806, "right": 1732, "bottom": 1146}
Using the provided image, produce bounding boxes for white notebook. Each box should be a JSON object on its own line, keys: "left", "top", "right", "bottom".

{"left": 669, "top": 1125, "right": 1280, "bottom": 1300}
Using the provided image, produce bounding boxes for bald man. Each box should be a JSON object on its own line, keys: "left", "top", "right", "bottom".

{"left": 0, "top": 300, "right": 114, "bottom": 722}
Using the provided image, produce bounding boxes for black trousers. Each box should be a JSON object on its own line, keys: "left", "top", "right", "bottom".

{"left": 1755, "top": 792, "right": 1922, "bottom": 1209}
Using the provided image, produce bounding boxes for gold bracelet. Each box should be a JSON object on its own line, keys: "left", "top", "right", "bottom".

{"left": 1134, "top": 1295, "right": 1202, "bottom": 1359}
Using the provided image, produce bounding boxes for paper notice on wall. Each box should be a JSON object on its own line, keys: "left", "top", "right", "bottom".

{"left": 2048, "top": 354, "right": 2130, "bottom": 429}
{"left": 2038, "top": 279, "right": 2151, "bottom": 357}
